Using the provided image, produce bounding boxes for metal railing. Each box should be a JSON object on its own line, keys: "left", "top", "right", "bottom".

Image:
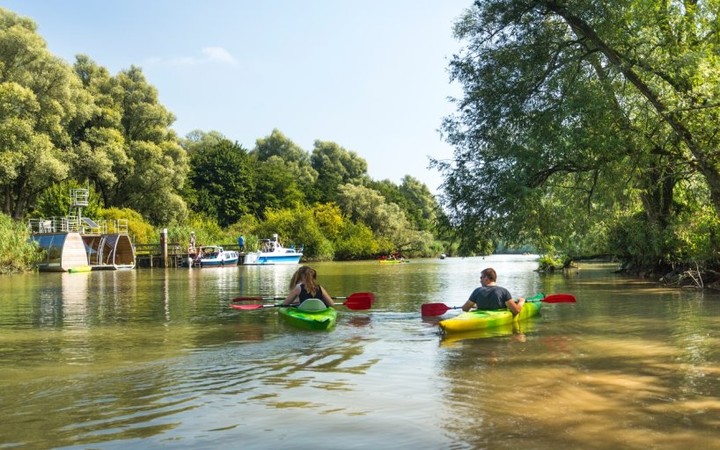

{"left": 28, "top": 217, "right": 129, "bottom": 235}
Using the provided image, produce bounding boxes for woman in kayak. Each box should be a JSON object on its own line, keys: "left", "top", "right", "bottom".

{"left": 281, "top": 266, "right": 335, "bottom": 308}
{"left": 461, "top": 267, "right": 525, "bottom": 315}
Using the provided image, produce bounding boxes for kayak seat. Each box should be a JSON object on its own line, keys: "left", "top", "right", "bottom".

{"left": 298, "top": 298, "right": 327, "bottom": 312}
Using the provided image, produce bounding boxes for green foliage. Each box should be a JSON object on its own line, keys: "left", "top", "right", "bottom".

{"left": 369, "top": 176, "right": 439, "bottom": 232}
{"left": 537, "top": 254, "right": 564, "bottom": 272}
{"left": 0, "top": 9, "right": 87, "bottom": 219}
{"left": 0, "top": 213, "right": 42, "bottom": 274}
{"left": 310, "top": 140, "right": 369, "bottom": 203}
{"left": 31, "top": 181, "right": 102, "bottom": 219}
{"left": 253, "top": 156, "right": 305, "bottom": 214}
{"left": 312, "top": 203, "right": 345, "bottom": 241}
{"left": 180, "top": 214, "right": 225, "bottom": 246}
{"left": 97, "top": 207, "right": 156, "bottom": 245}
{"left": 436, "top": 0, "right": 720, "bottom": 270}
{"left": 335, "top": 221, "right": 377, "bottom": 260}
{"left": 669, "top": 205, "right": 720, "bottom": 264}
{"left": 72, "top": 59, "right": 189, "bottom": 225}
{"left": 609, "top": 204, "right": 720, "bottom": 270}
{"left": 186, "top": 136, "right": 255, "bottom": 227}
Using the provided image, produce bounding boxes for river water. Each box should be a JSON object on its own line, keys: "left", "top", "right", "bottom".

{"left": 0, "top": 255, "right": 718, "bottom": 449}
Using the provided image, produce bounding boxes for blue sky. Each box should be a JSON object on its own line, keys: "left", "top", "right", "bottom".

{"left": 2, "top": 1, "right": 468, "bottom": 193}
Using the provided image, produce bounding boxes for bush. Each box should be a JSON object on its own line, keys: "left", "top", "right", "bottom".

{"left": 98, "top": 207, "right": 157, "bottom": 244}
{"left": 0, "top": 213, "right": 43, "bottom": 274}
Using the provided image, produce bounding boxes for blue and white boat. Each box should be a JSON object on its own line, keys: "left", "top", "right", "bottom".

{"left": 243, "top": 234, "right": 302, "bottom": 265}
{"left": 198, "top": 246, "right": 239, "bottom": 267}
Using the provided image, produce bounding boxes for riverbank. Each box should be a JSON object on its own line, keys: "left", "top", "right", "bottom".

{"left": 618, "top": 260, "right": 720, "bottom": 290}
{"left": 0, "top": 214, "right": 42, "bottom": 274}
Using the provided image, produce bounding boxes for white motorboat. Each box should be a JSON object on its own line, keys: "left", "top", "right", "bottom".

{"left": 243, "top": 234, "right": 302, "bottom": 265}
{"left": 198, "top": 246, "right": 239, "bottom": 267}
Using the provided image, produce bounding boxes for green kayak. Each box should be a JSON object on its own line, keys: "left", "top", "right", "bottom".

{"left": 278, "top": 299, "right": 338, "bottom": 331}
{"left": 438, "top": 293, "right": 543, "bottom": 334}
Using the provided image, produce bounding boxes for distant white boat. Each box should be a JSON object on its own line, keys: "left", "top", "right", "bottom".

{"left": 198, "top": 246, "right": 239, "bottom": 267}
{"left": 243, "top": 234, "right": 302, "bottom": 265}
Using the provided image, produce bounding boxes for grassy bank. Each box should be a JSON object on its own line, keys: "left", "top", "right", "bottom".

{"left": 0, "top": 214, "right": 42, "bottom": 274}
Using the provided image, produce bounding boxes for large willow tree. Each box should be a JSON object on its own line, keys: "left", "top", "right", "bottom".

{"left": 438, "top": 0, "right": 720, "bottom": 267}
{"left": 0, "top": 9, "right": 188, "bottom": 225}
{"left": 72, "top": 58, "right": 189, "bottom": 225}
{"left": 0, "top": 9, "right": 91, "bottom": 219}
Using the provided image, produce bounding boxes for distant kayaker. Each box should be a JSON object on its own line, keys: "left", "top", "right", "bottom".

{"left": 461, "top": 267, "right": 525, "bottom": 315}
{"left": 282, "top": 266, "right": 336, "bottom": 308}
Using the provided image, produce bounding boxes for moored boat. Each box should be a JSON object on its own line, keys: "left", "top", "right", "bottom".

{"left": 277, "top": 299, "right": 337, "bottom": 331}
{"left": 438, "top": 293, "right": 543, "bottom": 334}
{"left": 243, "top": 234, "right": 302, "bottom": 265}
{"left": 198, "top": 246, "right": 239, "bottom": 267}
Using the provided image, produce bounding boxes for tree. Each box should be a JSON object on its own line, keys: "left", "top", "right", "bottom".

{"left": 0, "top": 9, "right": 90, "bottom": 219}
{"left": 252, "top": 156, "right": 306, "bottom": 214}
{"left": 541, "top": 0, "right": 720, "bottom": 216}
{"left": 369, "top": 177, "right": 440, "bottom": 232}
{"left": 253, "top": 129, "right": 317, "bottom": 193}
{"left": 336, "top": 183, "right": 411, "bottom": 252}
{"left": 188, "top": 137, "right": 255, "bottom": 227}
{"left": 72, "top": 59, "right": 189, "bottom": 225}
{"left": 398, "top": 176, "right": 438, "bottom": 232}
{"left": 437, "top": 0, "right": 720, "bottom": 266}
{"left": 310, "top": 140, "right": 369, "bottom": 203}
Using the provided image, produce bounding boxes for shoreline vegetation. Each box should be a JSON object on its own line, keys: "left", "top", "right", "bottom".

{"left": 3, "top": 7, "right": 720, "bottom": 285}
{"left": 0, "top": 214, "right": 43, "bottom": 274}
{"left": 4, "top": 218, "right": 717, "bottom": 293}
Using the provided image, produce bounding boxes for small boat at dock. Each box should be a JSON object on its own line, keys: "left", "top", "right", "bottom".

{"left": 243, "top": 234, "right": 302, "bottom": 265}
{"left": 197, "top": 246, "right": 239, "bottom": 267}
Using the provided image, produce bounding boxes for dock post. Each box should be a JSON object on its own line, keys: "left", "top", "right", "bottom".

{"left": 160, "top": 228, "right": 168, "bottom": 268}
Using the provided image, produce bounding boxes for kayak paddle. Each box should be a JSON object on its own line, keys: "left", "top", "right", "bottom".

{"left": 231, "top": 291, "right": 374, "bottom": 303}
{"left": 420, "top": 293, "right": 576, "bottom": 317}
{"left": 230, "top": 292, "right": 374, "bottom": 311}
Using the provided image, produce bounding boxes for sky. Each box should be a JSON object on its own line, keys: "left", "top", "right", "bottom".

{"left": 1, "top": 0, "right": 469, "bottom": 193}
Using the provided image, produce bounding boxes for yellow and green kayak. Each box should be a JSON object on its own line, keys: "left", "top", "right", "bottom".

{"left": 438, "top": 293, "right": 543, "bottom": 334}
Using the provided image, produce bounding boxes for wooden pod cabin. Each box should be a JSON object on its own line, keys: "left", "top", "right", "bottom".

{"left": 28, "top": 189, "right": 136, "bottom": 272}
{"left": 31, "top": 232, "right": 90, "bottom": 272}
{"left": 29, "top": 218, "right": 136, "bottom": 272}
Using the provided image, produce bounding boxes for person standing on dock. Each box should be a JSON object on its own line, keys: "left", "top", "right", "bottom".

{"left": 189, "top": 231, "right": 196, "bottom": 253}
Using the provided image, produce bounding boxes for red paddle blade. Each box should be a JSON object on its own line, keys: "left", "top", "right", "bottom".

{"left": 230, "top": 304, "right": 265, "bottom": 310}
{"left": 342, "top": 295, "right": 373, "bottom": 310}
{"left": 346, "top": 292, "right": 375, "bottom": 304}
{"left": 543, "top": 293, "right": 576, "bottom": 303}
{"left": 421, "top": 303, "right": 452, "bottom": 316}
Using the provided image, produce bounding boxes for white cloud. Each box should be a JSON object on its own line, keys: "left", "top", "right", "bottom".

{"left": 201, "top": 47, "right": 238, "bottom": 65}
{"left": 146, "top": 46, "right": 239, "bottom": 67}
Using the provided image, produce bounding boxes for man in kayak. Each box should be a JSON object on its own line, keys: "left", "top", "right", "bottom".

{"left": 281, "top": 266, "right": 336, "bottom": 308}
{"left": 461, "top": 267, "right": 526, "bottom": 315}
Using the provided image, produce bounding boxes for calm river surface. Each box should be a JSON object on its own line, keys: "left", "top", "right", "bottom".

{"left": 1, "top": 255, "right": 719, "bottom": 449}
